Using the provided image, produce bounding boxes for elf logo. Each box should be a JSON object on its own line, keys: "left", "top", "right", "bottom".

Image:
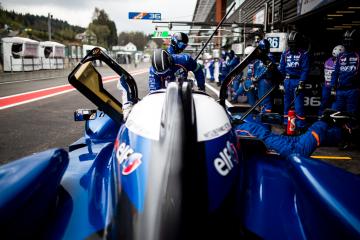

{"left": 116, "top": 142, "right": 143, "bottom": 175}
{"left": 214, "top": 141, "right": 238, "bottom": 176}
{"left": 340, "top": 65, "right": 357, "bottom": 72}
{"left": 286, "top": 61, "right": 300, "bottom": 68}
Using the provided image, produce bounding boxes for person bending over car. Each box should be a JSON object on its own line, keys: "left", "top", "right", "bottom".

{"left": 149, "top": 49, "right": 205, "bottom": 92}
{"left": 167, "top": 32, "right": 189, "bottom": 54}
{"left": 234, "top": 110, "right": 355, "bottom": 158}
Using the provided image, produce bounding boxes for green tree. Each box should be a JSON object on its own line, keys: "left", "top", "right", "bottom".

{"left": 89, "top": 7, "right": 117, "bottom": 48}
{"left": 0, "top": 8, "right": 85, "bottom": 43}
{"left": 89, "top": 23, "right": 110, "bottom": 47}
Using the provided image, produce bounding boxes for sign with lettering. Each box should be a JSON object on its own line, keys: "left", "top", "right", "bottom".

{"left": 152, "top": 31, "right": 169, "bottom": 38}
{"left": 128, "top": 12, "right": 161, "bottom": 20}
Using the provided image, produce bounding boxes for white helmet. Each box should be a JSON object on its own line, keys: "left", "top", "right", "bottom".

{"left": 332, "top": 45, "right": 345, "bottom": 58}
{"left": 244, "top": 46, "right": 255, "bottom": 56}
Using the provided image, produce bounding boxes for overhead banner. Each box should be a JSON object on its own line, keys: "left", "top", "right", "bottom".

{"left": 297, "top": 0, "right": 336, "bottom": 15}
{"left": 128, "top": 12, "right": 161, "bottom": 20}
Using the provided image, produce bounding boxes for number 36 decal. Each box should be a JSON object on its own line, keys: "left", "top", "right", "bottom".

{"left": 304, "top": 97, "right": 321, "bottom": 106}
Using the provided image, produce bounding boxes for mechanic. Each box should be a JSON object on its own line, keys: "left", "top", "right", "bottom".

{"left": 167, "top": 32, "right": 189, "bottom": 54}
{"left": 231, "top": 46, "right": 257, "bottom": 105}
{"left": 234, "top": 110, "right": 352, "bottom": 158}
{"left": 149, "top": 48, "right": 205, "bottom": 92}
{"left": 208, "top": 59, "right": 215, "bottom": 81}
{"left": 319, "top": 45, "right": 345, "bottom": 115}
{"left": 252, "top": 39, "right": 276, "bottom": 113}
{"left": 330, "top": 30, "right": 360, "bottom": 116}
{"left": 279, "top": 31, "right": 310, "bottom": 130}
{"left": 217, "top": 50, "right": 228, "bottom": 86}
{"left": 218, "top": 50, "right": 240, "bottom": 86}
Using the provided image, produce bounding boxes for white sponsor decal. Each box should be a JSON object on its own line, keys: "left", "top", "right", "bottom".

{"left": 287, "top": 62, "right": 300, "bottom": 68}
{"left": 340, "top": 65, "right": 357, "bottom": 72}
{"left": 116, "top": 143, "right": 143, "bottom": 175}
{"left": 214, "top": 141, "right": 238, "bottom": 176}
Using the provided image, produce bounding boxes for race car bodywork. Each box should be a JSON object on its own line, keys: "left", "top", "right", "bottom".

{"left": 0, "top": 48, "right": 359, "bottom": 239}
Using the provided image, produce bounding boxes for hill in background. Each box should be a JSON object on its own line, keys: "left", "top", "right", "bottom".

{"left": 0, "top": 7, "right": 84, "bottom": 44}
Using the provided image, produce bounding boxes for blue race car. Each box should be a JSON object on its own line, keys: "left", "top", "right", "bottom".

{"left": 0, "top": 47, "right": 359, "bottom": 240}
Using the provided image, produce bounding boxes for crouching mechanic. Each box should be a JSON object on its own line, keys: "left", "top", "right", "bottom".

{"left": 234, "top": 110, "right": 353, "bottom": 158}
{"left": 149, "top": 49, "right": 205, "bottom": 92}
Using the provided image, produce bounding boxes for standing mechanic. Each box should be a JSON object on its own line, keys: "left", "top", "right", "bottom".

{"left": 279, "top": 31, "right": 310, "bottom": 130}
{"left": 219, "top": 50, "right": 240, "bottom": 86}
{"left": 330, "top": 30, "right": 360, "bottom": 116}
{"left": 253, "top": 39, "right": 276, "bottom": 113}
{"left": 319, "top": 45, "right": 345, "bottom": 115}
{"left": 149, "top": 49, "right": 205, "bottom": 92}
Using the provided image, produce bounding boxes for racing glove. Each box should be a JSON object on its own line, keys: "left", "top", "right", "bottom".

{"left": 295, "top": 81, "right": 305, "bottom": 95}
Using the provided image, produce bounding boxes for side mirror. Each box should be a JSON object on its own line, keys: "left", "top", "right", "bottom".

{"left": 68, "top": 47, "right": 139, "bottom": 125}
{"left": 74, "top": 109, "right": 97, "bottom": 121}
{"left": 69, "top": 61, "right": 123, "bottom": 124}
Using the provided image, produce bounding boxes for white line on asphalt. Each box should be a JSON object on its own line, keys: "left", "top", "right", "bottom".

{"left": 0, "top": 89, "right": 76, "bottom": 110}
{"left": 0, "top": 70, "right": 147, "bottom": 100}
{"left": 0, "top": 68, "right": 149, "bottom": 85}
{"left": 0, "top": 69, "right": 148, "bottom": 110}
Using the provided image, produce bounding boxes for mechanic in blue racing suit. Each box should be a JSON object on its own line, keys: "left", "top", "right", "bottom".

{"left": 279, "top": 31, "right": 310, "bottom": 130}
{"left": 253, "top": 39, "right": 276, "bottom": 113}
{"left": 167, "top": 32, "right": 189, "bottom": 54}
{"left": 208, "top": 59, "right": 215, "bottom": 81}
{"left": 217, "top": 50, "right": 228, "bottom": 86}
{"left": 319, "top": 45, "right": 345, "bottom": 115}
{"left": 234, "top": 110, "right": 349, "bottom": 158}
{"left": 232, "top": 46, "right": 257, "bottom": 105}
{"left": 148, "top": 49, "right": 205, "bottom": 92}
{"left": 219, "top": 50, "right": 240, "bottom": 86}
{"left": 330, "top": 30, "right": 360, "bottom": 115}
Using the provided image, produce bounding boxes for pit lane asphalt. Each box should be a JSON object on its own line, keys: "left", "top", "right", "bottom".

{"left": 0, "top": 68, "right": 359, "bottom": 176}
{"left": 0, "top": 64, "right": 150, "bottom": 164}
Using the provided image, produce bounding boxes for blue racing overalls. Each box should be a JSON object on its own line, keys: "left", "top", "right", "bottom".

{"left": 279, "top": 49, "right": 310, "bottom": 128}
{"left": 330, "top": 51, "right": 360, "bottom": 114}
{"left": 148, "top": 53, "right": 205, "bottom": 92}
{"left": 319, "top": 57, "right": 336, "bottom": 115}
{"left": 167, "top": 45, "right": 177, "bottom": 54}
{"left": 253, "top": 53, "right": 276, "bottom": 113}
{"left": 219, "top": 55, "right": 240, "bottom": 85}
{"left": 208, "top": 60, "right": 215, "bottom": 81}
{"left": 232, "top": 61, "right": 257, "bottom": 105}
{"left": 234, "top": 120, "right": 341, "bottom": 158}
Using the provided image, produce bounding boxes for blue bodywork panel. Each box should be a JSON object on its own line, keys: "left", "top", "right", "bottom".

{"left": 0, "top": 110, "right": 360, "bottom": 239}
